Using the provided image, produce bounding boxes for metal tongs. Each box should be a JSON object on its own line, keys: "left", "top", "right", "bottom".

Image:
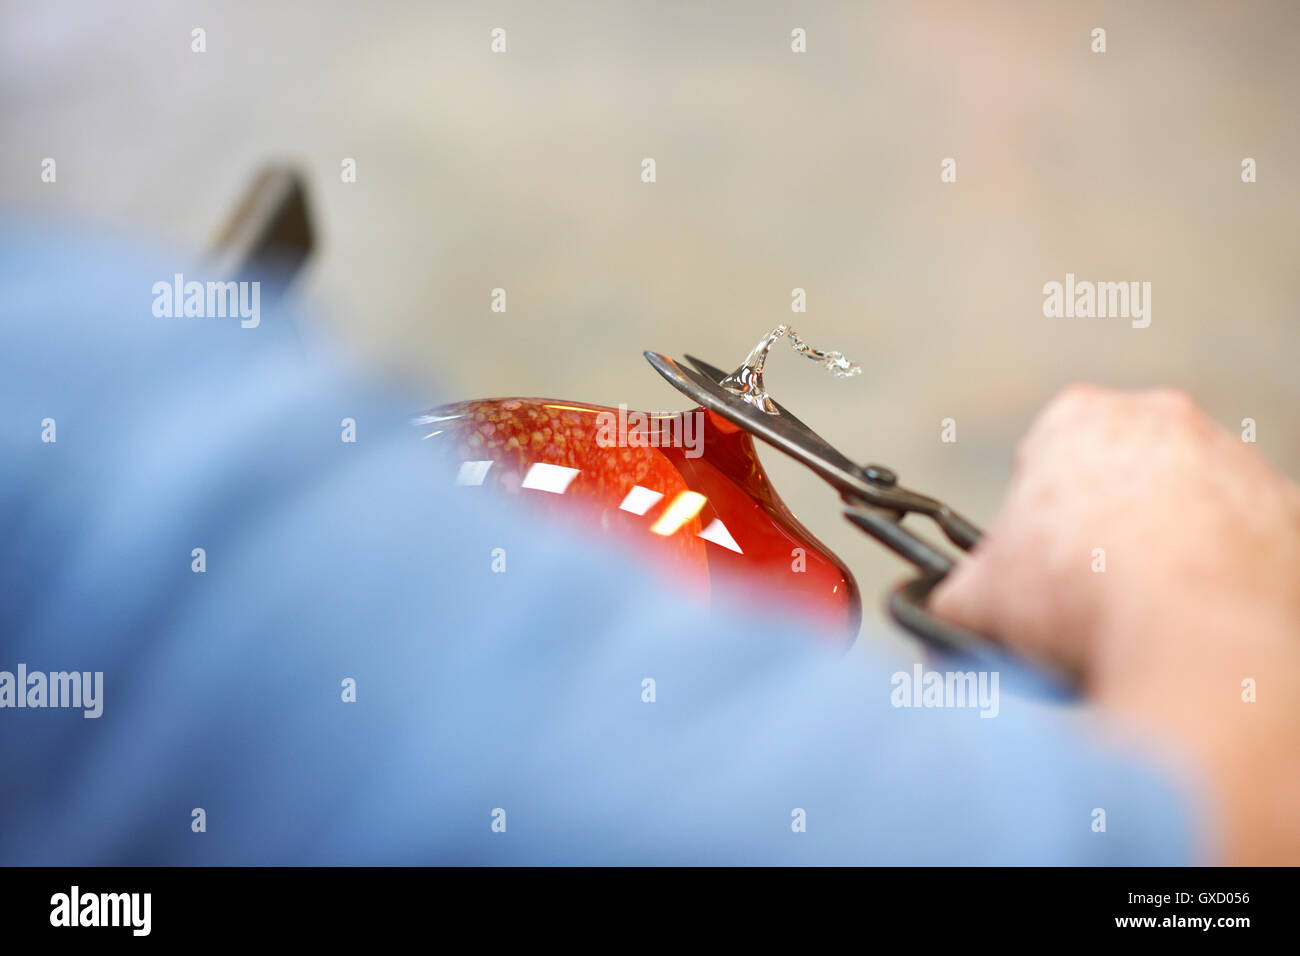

{"left": 645, "top": 337, "right": 1005, "bottom": 665}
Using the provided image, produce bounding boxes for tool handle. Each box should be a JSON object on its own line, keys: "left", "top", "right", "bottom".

{"left": 846, "top": 505, "right": 1036, "bottom": 671}
{"left": 888, "top": 572, "right": 1005, "bottom": 664}
{"left": 934, "top": 509, "right": 981, "bottom": 551}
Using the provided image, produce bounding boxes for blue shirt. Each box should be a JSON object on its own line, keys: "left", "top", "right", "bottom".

{"left": 0, "top": 222, "right": 1194, "bottom": 864}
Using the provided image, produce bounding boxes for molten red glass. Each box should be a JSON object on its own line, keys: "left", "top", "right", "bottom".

{"left": 423, "top": 398, "right": 860, "bottom": 644}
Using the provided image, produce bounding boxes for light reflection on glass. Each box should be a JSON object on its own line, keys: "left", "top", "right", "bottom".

{"left": 650, "top": 491, "right": 707, "bottom": 536}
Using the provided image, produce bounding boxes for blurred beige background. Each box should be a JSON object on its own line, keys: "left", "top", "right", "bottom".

{"left": 4, "top": 0, "right": 1297, "bottom": 653}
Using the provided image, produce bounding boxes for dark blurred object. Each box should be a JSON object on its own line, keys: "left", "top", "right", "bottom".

{"left": 209, "top": 166, "right": 314, "bottom": 305}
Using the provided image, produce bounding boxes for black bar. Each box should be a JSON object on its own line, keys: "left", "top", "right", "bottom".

{"left": 0, "top": 866, "right": 1280, "bottom": 942}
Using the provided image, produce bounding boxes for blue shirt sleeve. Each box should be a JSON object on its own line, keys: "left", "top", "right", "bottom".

{"left": 0, "top": 222, "right": 1196, "bottom": 864}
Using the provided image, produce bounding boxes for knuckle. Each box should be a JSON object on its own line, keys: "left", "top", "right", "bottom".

{"left": 1046, "top": 382, "right": 1115, "bottom": 418}
{"left": 1030, "top": 382, "right": 1109, "bottom": 437}
{"left": 1145, "top": 387, "right": 1202, "bottom": 421}
{"left": 1054, "top": 382, "right": 1102, "bottom": 407}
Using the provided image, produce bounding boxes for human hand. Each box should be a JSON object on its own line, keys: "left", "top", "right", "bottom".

{"left": 929, "top": 385, "right": 1300, "bottom": 862}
